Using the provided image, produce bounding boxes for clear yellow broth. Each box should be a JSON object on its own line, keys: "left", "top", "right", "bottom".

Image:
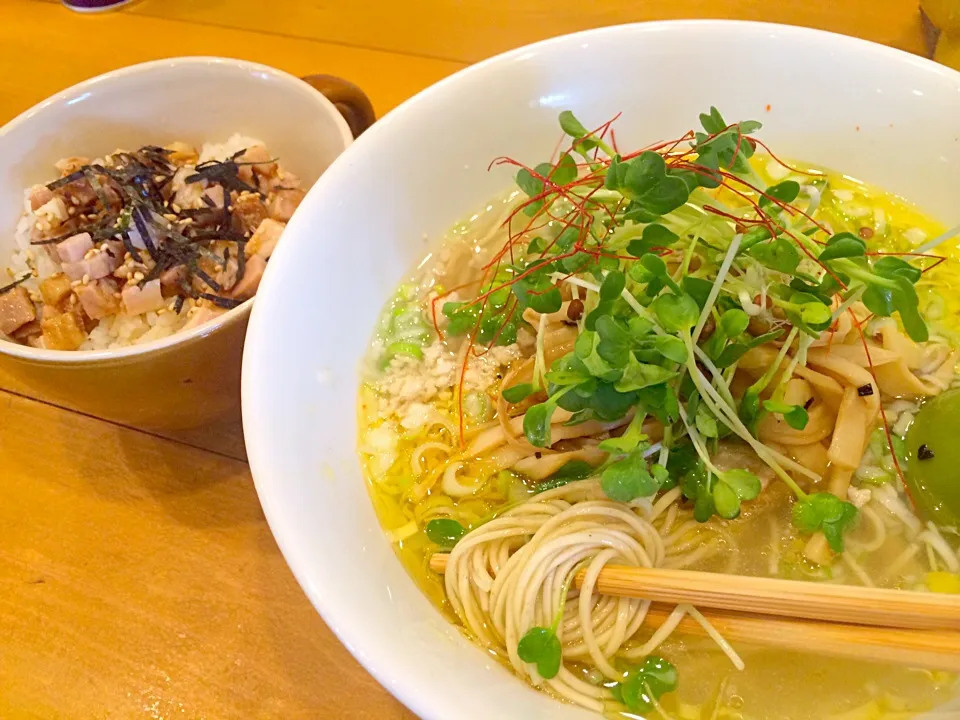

{"left": 358, "top": 156, "right": 960, "bottom": 719}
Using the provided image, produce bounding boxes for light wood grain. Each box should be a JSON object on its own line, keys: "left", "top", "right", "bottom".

{"left": 0, "top": 390, "right": 415, "bottom": 719}
{"left": 642, "top": 606, "right": 960, "bottom": 674}
{"left": 116, "top": 0, "right": 927, "bottom": 63}
{"left": 0, "top": 1, "right": 464, "bottom": 128}
{"left": 429, "top": 555, "right": 960, "bottom": 630}
{"left": 0, "top": 1, "right": 935, "bottom": 718}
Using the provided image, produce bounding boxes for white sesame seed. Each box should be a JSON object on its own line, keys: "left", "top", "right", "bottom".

{"left": 81, "top": 274, "right": 90, "bottom": 284}
{"left": 71, "top": 280, "right": 82, "bottom": 287}
{"left": 133, "top": 271, "right": 144, "bottom": 281}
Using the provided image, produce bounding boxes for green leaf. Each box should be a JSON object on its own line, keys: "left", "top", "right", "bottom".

{"left": 555, "top": 225, "right": 579, "bottom": 250}
{"left": 615, "top": 356, "right": 676, "bottom": 392}
{"left": 516, "top": 167, "right": 543, "bottom": 198}
{"left": 714, "top": 343, "right": 750, "bottom": 368}
{"left": 746, "top": 329, "right": 783, "bottom": 348}
{"left": 502, "top": 383, "right": 535, "bottom": 404}
{"left": 712, "top": 481, "right": 741, "bottom": 519}
{"left": 651, "top": 293, "right": 700, "bottom": 332}
{"left": 699, "top": 106, "right": 730, "bottom": 134}
{"left": 739, "top": 388, "right": 761, "bottom": 435}
{"left": 600, "top": 270, "right": 626, "bottom": 301}
{"left": 513, "top": 271, "right": 563, "bottom": 314}
{"left": 627, "top": 224, "right": 679, "bottom": 257}
{"left": 719, "top": 309, "right": 749, "bottom": 338}
{"left": 891, "top": 276, "right": 928, "bottom": 342}
{"left": 762, "top": 399, "right": 809, "bottom": 430}
{"left": 792, "top": 493, "right": 859, "bottom": 553}
{"left": 874, "top": 256, "right": 921, "bottom": 284}
{"left": 818, "top": 232, "right": 866, "bottom": 261}
{"left": 425, "top": 518, "right": 466, "bottom": 548}
{"left": 615, "top": 655, "right": 679, "bottom": 713}
{"left": 517, "top": 626, "right": 562, "bottom": 679}
{"left": 800, "top": 301, "right": 832, "bottom": 326}
{"left": 550, "top": 152, "right": 578, "bottom": 185}
{"left": 748, "top": 237, "right": 800, "bottom": 274}
{"left": 523, "top": 402, "right": 555, "bottom": 447}
{"left": 739, "top": 225, "right": 773, "bottom": 251}
{"left": 759, "top": 180, "right": 800, "bottom": 210}
{"left": 558, "top": 110, "right": 589, "bottom": 139}
{"left": 601, "top": 450, "right": 661, "bottom": 501}
{"left": 695, "top": 403, "right": 719, "bottom": 438}
{"left": 862, "top": 284, "right": 894, "bottom": 317}
{"left": 619, "top": 152, "right": 691, "bottom": 222}
{"left": 713, "top": 469, "right": 762, "bottom": 519}
{"left": 682, "top": 276, "right": 714, "bottom": 309}
{"left": 534, "top": 460, "right": 596, "bottom": 493}
{"left": 653, "top": 335, "right": 688, "bottom": 363}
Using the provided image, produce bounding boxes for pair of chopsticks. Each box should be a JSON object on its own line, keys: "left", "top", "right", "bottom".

{"left": 429, "top": 554, "right": 960, "bottom": 672}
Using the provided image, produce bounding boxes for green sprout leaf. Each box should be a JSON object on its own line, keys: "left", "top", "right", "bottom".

{"left": 748, "top": 236, "right": 800, "bottom": 274}
{"left": 627, "top": 223, "right": 679, "bottom": 257}
{"left": 613, "top": 655, "right": 679, "bottom": 713}
{"left": 682, "top": 276, "right": 714, "bottom": 309}
{"left": 651, "top": 293, "right": 700, "bottom": 333}
{"left": 600, "top": 452, "right": 666, "bottom": 502}
{"left": 762, "top": 399, "right": 810, "bottom": 430}
{"left": 614, "top": 356, "right": 676, "bottom": 392}
{"left": 615, "top": 152, "right": 691, "bottom": 222}
{"left": 759, "top": 180, "right": 800, "bottom": 210}
{"left": 425, "top": 518, "right": 466, "bottom": 548}
{"left": 502, "top": 383, "right": 535, "bottom": 404}
{"left": 558, "top": 110, "right": 589, "bottom": 139}
{"left": 891, "top": 276, "right": 928, "bottom": 342}
{"left": 523, "top": 401, "right": 556, "bottom": 447}
{"left": 719, "top": 308, "right": 749, "bottom": 338}
{"left": 517, "top": 627, "right": 562, "bottom": 679}
{"left": 713, "top": 469, "right": 762, "bottom": 519}
{"left": 792, "top": 492, "right": 859, "bottom": 553}
{"left": 653, "top": 334, "right": 688, "bottom": 363}
{"left": 818, "top": 232, "right": 866, "bottom": 261}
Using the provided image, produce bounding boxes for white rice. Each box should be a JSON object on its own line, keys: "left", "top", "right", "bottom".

{"left": 3, "top": 134, "right": 265, "bottom": 350}
{"left": 198, "top": 133, "right": 264, "bottom": 164}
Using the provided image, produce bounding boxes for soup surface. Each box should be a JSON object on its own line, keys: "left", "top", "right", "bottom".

{"left": 358, "top": 109, "right": 960, "bottom": 719}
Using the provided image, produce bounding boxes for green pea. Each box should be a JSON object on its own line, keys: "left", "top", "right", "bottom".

{"left": 906, "top": 389, "right": 960, "bottom": 525}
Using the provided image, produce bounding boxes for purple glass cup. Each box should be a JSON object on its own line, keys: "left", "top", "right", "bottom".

{"left": 61, "top": 0, "right": 136, "bottom": 11}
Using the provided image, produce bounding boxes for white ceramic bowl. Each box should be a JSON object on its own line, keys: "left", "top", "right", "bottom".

{"left": 243, "top": 21, "right": 960, "bottom": 720}
{"left": 0, "top": 57, "right": 369, "bottom": 429}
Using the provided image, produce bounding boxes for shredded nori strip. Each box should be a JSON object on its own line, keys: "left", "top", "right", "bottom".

{"left": 173, "top": 295, "right": 185, "bottom": 314}
{"left": 236, "top": 243, "right": 246, "bottom": 288}
{"left": 192, "top": 266, "right": 222, "bottom": 293}
{"left": 803, "top": 397, "right": 815, "bottom": 410}
{"left": 857, "top": 383, "right": 874, "bottom": 397}
{"left": 120, "top": 230, "right": 142, "bottom": 263}
{"left": 918, "top": 444, "right": 935, "bottom": 461}
{"left": 0, "top": 274, "right": 31, "bottom": 295}
{"left": 131, "top": 205, "right": 159, "bottom": 260}
{"left": 46, "top": 169, "right": 86, "bottom": 191}
{"left": 30, "top": 144, "right": 267, "bottom": 310}
{"left": 198, "top": 292, "right": 242, "bottom": 309}
{"left": 186, "top": 150, "right": 261, "bottom": 196}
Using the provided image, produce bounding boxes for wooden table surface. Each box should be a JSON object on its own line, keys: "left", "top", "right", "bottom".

{"left": 0, "top": 1, "right": 932, "bottom": 717}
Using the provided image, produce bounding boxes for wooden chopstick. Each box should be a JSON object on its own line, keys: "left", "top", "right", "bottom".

{"left": 428, "top": 554, "right": 960, "bottom": 630}
{"left": 641, "top": 605, "right": 960, "bottom": 673}
{"left": 429, "top": 554, "right": 960, "bottom": 672}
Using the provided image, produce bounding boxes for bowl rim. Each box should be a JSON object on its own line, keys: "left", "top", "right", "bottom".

{"left": 0, "top": 55, "right": 353, "bottom": 364}
{"left": 242, "top": 19, "right": 960, "bottom": 720}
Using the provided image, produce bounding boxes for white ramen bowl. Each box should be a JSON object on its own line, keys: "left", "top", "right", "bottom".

{"left": 0, "top": 57, "right": 367, "bottom": 429}
{"left": 243, "top": 21, "right": 960, "bottom": 720}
